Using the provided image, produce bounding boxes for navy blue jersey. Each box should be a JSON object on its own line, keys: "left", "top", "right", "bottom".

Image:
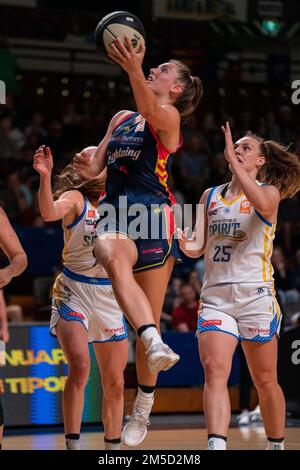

{"left": 100, "top": 112, "right": 182, "bottom": 207}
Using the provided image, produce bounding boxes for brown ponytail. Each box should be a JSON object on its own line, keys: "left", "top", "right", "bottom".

{"left": 259, "top": 140, "right": 300, "bottom": 199}
{"left": 53, "top": 165, "right": 105, "bottom": 202}
{"left": 170, "top": 60, "right": 203, "bottom": 124}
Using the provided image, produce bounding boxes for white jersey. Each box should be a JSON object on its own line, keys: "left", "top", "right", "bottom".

{"left": 203, "top": 183, "right": 276, "bottom": 290}
{"left": 62, "top": 198, "right": 106, "bottom": 278}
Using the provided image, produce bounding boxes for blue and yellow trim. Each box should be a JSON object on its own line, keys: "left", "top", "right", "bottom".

{"left": 63, "top": 266, "right": 111, "bottom": 285}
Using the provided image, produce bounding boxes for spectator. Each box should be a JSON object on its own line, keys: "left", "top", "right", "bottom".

{"left": 172, "top": 283, "right": 199, "bottom": 332}
{"left": 272, "top": 246, "right": 300, "bottom": 306}
{"left": 187, "top": 270, "right": 202, "bottom": 297}
{"left": 0, "top": 114, "right": 20, "bottom": 161}
{"left": 290, "top": 248, "right": 300, "bottom": 293}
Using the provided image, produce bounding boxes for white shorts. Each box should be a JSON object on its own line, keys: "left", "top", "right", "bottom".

{"left": 198, "top": 282, "right": 282, "bottom": 342}
{"left": 50, "top": 268, "right": 127, "bottom": 343}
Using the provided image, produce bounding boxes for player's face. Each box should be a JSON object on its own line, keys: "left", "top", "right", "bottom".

{"left": 233, "top": 137, "right": 265, "bottom": 171}
{"left": 146, "top": 62, "right": 181, "bottom": 98}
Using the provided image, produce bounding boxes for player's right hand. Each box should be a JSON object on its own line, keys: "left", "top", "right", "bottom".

{"left": 177, "top": 227, "right": 192, "bottom": 252}
{"left": 33, "top": 145, "right": 53, "bottom": 176}
{"left": 73, "top": 150, "right": 92, "bottom": 177}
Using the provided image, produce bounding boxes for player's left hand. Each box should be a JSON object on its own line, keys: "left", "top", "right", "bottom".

{"left": 108, "top": 36, "right": 146, "bottom": 74}
{"left": 221, "top": 121, "right": 239, "bottom": 165}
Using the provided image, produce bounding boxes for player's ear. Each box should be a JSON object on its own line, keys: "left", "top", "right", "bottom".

{"left": 257, "top": 155, "right": 266, "bottom": 167}
{"left": 170, "top": 82, "right": 183, "bottom": 96}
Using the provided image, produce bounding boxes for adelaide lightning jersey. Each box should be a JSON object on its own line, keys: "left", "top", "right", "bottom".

{"left": 62, "top": 198, "right": 106, "bottom": 278}
{"left": 203, "top": 183, "right": 276, "bottom": 290}
{"left": 100, "top": 112, "right": 182, "bottom": 207}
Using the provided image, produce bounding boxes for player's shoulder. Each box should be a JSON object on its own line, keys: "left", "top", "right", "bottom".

{"left": 259, "top": 183, "right": 280, "bottom": 197}
{"left": 58, "top": 189, "right": 85, "bottom": 207}
{"left": 59, "top": 189, "right": 83, "bottom": 199}
{"left": 200, "top": 185, "right": 224, "bottom": 205}
{"left": 110, "top": 110, "right": 134, "bottom": 131}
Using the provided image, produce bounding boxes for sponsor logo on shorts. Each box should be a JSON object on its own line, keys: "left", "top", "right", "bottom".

{"left": 248, "top": 327, "right": 270, "bottom": 335}
{"left": 105, "top": 326, "right": 125, "bottom": 334}
{"left": 68, "top": 311, "right": 85, "bottom": 320}
{"left": 202, "top": 320, "right": 222, "bottom": 327}
{"left": 257, "top": 287, "right": 265, "bottom": 294}
{"left": 239, "top": 199, "right": 251, "bottom": 214}
{"left": 142, "top": 247, "right": 163, "bottom": 254}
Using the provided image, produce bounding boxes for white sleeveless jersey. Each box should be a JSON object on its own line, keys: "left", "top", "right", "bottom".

{"left": 203, "top": 183, "right": 276, "bottom": 290}
{"left": 62, "top": 198, "right": 106, "bottom": 278}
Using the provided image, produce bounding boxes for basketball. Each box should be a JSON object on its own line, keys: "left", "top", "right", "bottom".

{"left": 95, "top": 11, "right": 146, "bottom": 60}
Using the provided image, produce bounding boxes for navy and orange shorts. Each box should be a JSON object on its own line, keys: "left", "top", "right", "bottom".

{"left": 96, "top": 204, "right": 182, "bottom": 272}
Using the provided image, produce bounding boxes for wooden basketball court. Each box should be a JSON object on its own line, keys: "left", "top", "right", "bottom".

{"left": 3, "top": 427, "right": 300, "bottom": 450}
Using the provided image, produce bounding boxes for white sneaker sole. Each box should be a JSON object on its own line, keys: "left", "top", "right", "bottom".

{"left": 148, "top": 352, "right": 180, "bottom": 374}
{"left": 121, "top": 423, "right": 148, "bottom": 447}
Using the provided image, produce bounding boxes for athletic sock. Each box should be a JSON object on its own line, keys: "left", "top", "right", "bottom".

{"left": 208, "top": 434, "right": 227, "bottom": 450}
{"left": 267, "top": 437, "right": 284, "bottom": 450}
{"left": 138, "top": 384, "right": 155, "bottom": 394}
{"left": 65, "top": 433, "right": 80, "bottom": 450}
{"left": 137, "top": 325, "right": 162, "bottom": 349}
{"left": 135, "top": 386, "right": 155, "bottom": 414}
{"left": 104, "top": 437, "right": 121, "bottom": 450}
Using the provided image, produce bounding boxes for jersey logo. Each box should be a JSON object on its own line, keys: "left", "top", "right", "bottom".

{"left": 239, "top": 199, "right": 251, "bottom": 214}
{"left": 216, "top": 229, "right": 247, "bottom": 242}
{"left": 209, "top": 201, "right": 217, "bottom": 209}
{"left": 134, "top": 116, "right": 146, "bottom": 133}
{"left": 88, "top": 210, "right": 95, "bottom": 218}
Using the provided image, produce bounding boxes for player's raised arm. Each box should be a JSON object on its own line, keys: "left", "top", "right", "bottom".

{"left": 108, "top": 37, "right": 202, "bottom": 152}
{"left": 222, "top": 122, "right": 282, "bottom": 220}
{"left": 34, "top": 145, "right": 86, "bottom": 223}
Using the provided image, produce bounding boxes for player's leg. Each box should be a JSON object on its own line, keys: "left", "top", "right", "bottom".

{"left": 242, "top": 337, "right": 285, "bottom": 449}
{"left": 122, "top": 256, "right": 175, "bottom": 446}
{"left": 198, "top": 331, "right": 238, "bottom": 450}
{"left": 94, "top": 235, "right": 178, "bottom": 373}
{"left": 93, "top": 340, "right": 128, "bottom": 450}
{"left": 56, "top": 319, "right": 90, "bottom": 450}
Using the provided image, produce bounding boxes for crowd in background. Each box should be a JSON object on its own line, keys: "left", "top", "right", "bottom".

{"left": 1, "top": 8, "right": 300, "bottom": 331}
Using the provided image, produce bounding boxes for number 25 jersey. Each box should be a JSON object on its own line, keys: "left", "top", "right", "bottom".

{"left": 203, "top": 183, "right": 276, "bottom": 290}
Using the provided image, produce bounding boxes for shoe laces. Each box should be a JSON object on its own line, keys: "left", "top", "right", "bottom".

{"left": 146, "top": 342, "right": 169, "bottom": 355}
{"left": 129, "top": 410, "right": 150, "bottom": 429}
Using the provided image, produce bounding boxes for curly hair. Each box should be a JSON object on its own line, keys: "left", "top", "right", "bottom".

{"left": 53, "top": 165, "right": 105, "bottom": 202}
{"left": 245, "top": 132, "right": 300, "bottom": 199}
